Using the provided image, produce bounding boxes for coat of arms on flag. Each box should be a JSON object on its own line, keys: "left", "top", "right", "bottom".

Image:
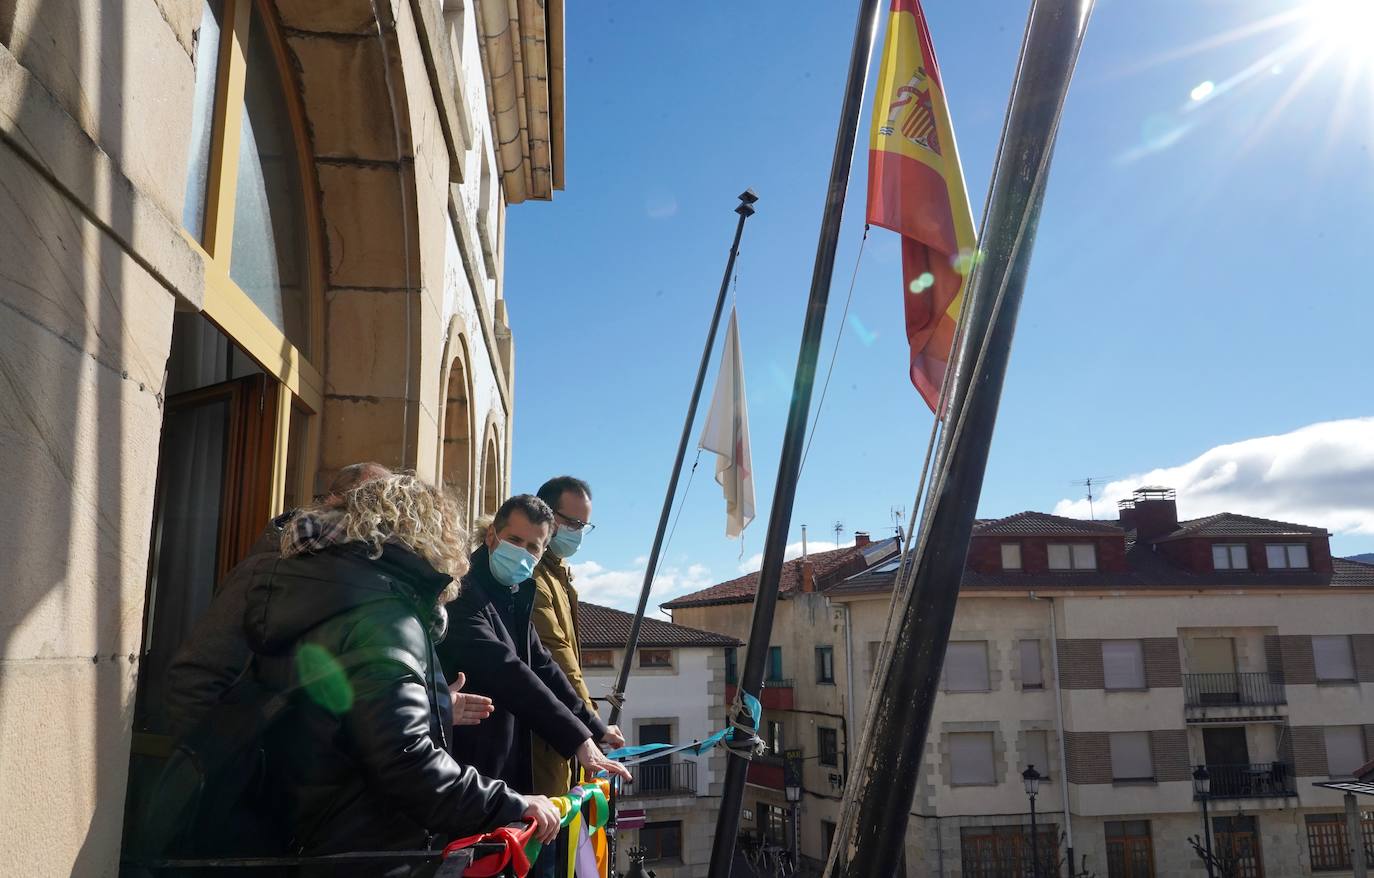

{"left": 879, "top": 68, "right": 942, "bottom": 156}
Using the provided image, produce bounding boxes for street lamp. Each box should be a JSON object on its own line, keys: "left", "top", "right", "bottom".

{"left": 1193, "top": 764, "right": 1215, "bottom": 878}
{"left": 784, "top": 749, "right": 803, "bottom": 873}
{"left": 1023, "top": 765, "right": 1042, "bottom": 878}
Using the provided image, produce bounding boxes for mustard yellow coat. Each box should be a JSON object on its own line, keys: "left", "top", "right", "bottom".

{"left": 530, "top": 553, "right": 595, "bottom": 795}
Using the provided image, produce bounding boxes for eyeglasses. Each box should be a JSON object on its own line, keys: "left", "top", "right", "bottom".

{"left": 556, "top": 511, "right": 596, "bottom": 534}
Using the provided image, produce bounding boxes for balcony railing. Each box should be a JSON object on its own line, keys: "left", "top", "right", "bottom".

{"left": 1183, "top": 672, "right": 1286, "bottom": 708}
{"left": 622, "top": 760, "right": 697, "bottom": 798}
{"left": 1197, "top": 762, "right": 1296, "bottom": 800}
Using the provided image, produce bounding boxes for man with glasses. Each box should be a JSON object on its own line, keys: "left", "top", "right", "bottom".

{"left": 529, "top": 476, "right": 624, "bottom": 802}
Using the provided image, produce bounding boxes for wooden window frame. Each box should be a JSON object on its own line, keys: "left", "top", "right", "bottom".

{"left": 581, "top": 649, "right": 614, "bottom": 668}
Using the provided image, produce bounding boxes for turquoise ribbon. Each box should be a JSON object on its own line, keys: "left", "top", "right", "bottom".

{"left": 606, "top": 690, "right": 762, "bottom": 765}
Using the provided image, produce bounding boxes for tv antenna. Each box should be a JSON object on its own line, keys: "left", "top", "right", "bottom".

{"left": 890, "top": 505, "right": 906, "bottom": 537}
{"left": 1070, "top": 476, "right": 1113, "bottom": 520}
{"left": 833, "top": 520, "right": 844, "bottom": 545}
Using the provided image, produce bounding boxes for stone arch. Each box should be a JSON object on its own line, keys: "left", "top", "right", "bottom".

{"left": 273, "top": 0, "right": 428, "bottom": 480}
{"left": 438, "top": 322, "right": 477, "bottom": 526}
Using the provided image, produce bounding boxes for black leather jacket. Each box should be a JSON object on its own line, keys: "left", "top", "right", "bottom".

{"left": 243, "top": 541, "right": 526, "bottom": 857}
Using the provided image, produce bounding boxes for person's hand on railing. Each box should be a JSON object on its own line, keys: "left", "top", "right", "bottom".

{"left": 601, "top": 724, "right": 626, "bottom": 749}
{"left": 521, "top": 795, "right": 561, "bottom": 844}
{"left": 447, "top": 672, "right": 495, "bottom": 726}
{"left": 576, "top": 738, "right": 632, "bottom": 781}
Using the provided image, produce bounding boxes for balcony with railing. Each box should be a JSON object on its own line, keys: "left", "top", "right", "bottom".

{"left": 725, "top": 677, "right": 795, "bottom": 711}
{"left": 1183, "top": 672, "right": 1286, "bottom": 711}
{"left": 1196, "top": 762, "right": 1296, "bottom": 800}
{"left": 622, "top": 760, "right": 697, "bottom": 799}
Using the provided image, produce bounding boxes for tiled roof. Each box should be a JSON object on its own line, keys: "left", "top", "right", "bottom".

{"left": 972, "top": 511, "right": 1122, "bottom": 537}
{"left": 1156, "top": 512, "right": 1329, "bottom": 541}
{"left": 577, "top": 602, "right": 740, "bottom": 648}
{"left": 661, "top": 537, "right": 900, "bottom": 610}
{"left": 829, "top": 543, "right": 1374, "bottom": 596}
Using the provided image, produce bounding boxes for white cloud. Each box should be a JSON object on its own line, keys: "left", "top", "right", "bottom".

{"left": 738, "top": 538, "right": 854, "bottom": 574}
{"left": 569, "top": 558, "right": 714, "bottom": 616}
{"left": 1052, "top": 418, "right": 1374, "bottom": 536}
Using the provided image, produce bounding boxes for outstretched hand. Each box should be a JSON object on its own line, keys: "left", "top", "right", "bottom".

{"left": 576, "top": 738, "right": 632, "bottom": 781}
{"left": 448, "top": 672, "right": 495, "bottom": 726}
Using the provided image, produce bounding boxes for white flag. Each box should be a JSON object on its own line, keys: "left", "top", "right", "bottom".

{"left": 698, "top": 307, "right": 755, "bottom": 538}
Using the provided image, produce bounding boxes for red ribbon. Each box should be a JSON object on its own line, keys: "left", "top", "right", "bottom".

{"left": 443, "top": 820, "right": 537, "bottom": 877}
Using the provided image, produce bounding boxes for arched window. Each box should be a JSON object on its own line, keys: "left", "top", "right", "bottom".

{"left": 482, "top": 432, "right": 502, "bottom": 516}
{"left": 179, "top": 0, "right": 325, "bottom": 509}
{"left": 443, "top": 352, "right": 475, "bottom": 525}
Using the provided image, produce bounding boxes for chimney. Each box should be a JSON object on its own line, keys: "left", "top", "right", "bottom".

{"left": 1129, "top": 486, "right": 1179, "bottom": 541}
{"left": 801, "top": 560, "right": 816, "bottom": 593}
{"left": 854, "top": 531, "right": 871, "bottom": 547}
{"left": 1117, "top": 500, "right": 1137, "bottom": 532}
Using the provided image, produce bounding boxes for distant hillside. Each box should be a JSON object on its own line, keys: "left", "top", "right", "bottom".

{"left": 1349, "top": 553, "right": 1374, "bottom": 565}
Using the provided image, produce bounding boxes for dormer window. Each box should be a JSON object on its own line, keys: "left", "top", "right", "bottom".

{"left": 1001, "top": 543, "right": 1023, "bottom": 570}
{"left": 1266, "top": 543, "right": 1310, "bottom": 569}
{"left": 1048, "top": 543, "right": 1097, "bottom": 571}
{"left": 1212, "top": 544, "right": 1248, "bottom": 570}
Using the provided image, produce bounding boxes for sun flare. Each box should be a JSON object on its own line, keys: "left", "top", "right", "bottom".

{"left": 1301, "top": 0, "right": 1374, "bottom": 56}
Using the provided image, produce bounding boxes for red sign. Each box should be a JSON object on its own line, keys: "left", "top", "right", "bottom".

{"left": 618, "top": 808, "right": 646, "bottom": 831}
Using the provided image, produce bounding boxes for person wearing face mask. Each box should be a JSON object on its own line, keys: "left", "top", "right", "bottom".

{"left": 438, "top": 494, "right": 631, "bottom": 807}
{"left": 527, "top": 477, "right": 626, "bottom": 805}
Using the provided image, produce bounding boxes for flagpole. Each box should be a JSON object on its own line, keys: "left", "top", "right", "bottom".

{"left": 706, "top": 0, "right": 884, "bottom": 874}
{"left": 824, "top": 2, "right": 1094, "bottom": 876}
{"left": 608, "top": 189, "right": 758, "bottom": 728}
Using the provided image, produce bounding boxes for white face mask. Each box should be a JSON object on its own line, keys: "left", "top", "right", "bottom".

{"left": 549, "top": 525, "right": 584, "bottom": 559}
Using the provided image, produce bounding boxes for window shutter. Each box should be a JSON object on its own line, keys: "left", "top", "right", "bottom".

{"left": 1102, "top": 640, "right": 1146, "bottom": 689}
{"left": 1325, "top": 726, "right": 1368, "bottom": 777}
{"left": 949, "top": 732, "right": 996, "bottom": 785}
{"left": 1314, "top": 635, "right": 1357, "bottom": 681}
{"left": 945, "top": 642, "right": 991, "bottom": 692}
{"left": 1025, "top": 730, "right": 1051, "bottom": 778}
{"left": 1109, "top": 732, "right": 1154, "bottom": 780}
{"left": 1020, "top": 639, "right": 1044, "bottom": 688}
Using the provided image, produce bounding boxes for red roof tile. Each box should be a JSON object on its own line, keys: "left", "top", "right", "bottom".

{"left": 973, "top": 511, "right": 1122, "bottom": 537}
{"left": 577, "top": 602, "right": 740, "bottom": 648}
{"left": 1155, "top": 512, "right": 1329, "bottom": 541}
{"left": 661, "top": 537, "right": 900, "bottom": 609}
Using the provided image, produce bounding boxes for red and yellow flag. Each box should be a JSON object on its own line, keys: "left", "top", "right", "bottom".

{"left": 867, "top": 0, "right": 976, "bottom": 413}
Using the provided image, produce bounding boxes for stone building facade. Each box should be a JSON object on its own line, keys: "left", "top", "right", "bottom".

{"left": 0, "top": 0, "right": 565, "bottom": 873}
{"left": 667, "top": 488, "right": 1374, "bottom": 877}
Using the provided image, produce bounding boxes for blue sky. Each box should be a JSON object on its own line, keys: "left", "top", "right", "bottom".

{"left": 504, "top": 0, "right": 1374, "bottom": 610}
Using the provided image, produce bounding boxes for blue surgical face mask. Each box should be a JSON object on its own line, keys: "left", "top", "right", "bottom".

{"left": 489, "top": 539, "right": 538, "bottom": 589}
{"left": 549, "top": 525, "right": 583, "bottom": 559}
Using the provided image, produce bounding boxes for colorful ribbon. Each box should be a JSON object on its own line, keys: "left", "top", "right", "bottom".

{"left": 604, "top": 690, "right": 762, "bottom": 765}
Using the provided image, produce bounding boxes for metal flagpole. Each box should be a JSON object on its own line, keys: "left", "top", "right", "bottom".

{"left": 608, "top": 189, "right": 758, "bottom": 728}
{"left": 706, "top": 0, "right": 885, "bottom": 874}
{"left": 823, "top": 2, "right": 1094, "bottom": 876}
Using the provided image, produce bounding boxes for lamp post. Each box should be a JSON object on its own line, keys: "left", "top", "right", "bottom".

{"left": 1023, "top": 765, "right": 1042, "bottom": 878}
{"left": 1193, "top": 764, "right": 1215, "bottom": 878}
{"left": 785, "top": 749, "right": 803, "bottom": 874}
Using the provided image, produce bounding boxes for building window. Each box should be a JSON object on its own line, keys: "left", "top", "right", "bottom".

{"left": 640, "top": 821, "right": 683, "bottom": 863}
{"left": 949, "top": 732, "right": 997, "bottom": 785}
{"left": 1325, "top": 725, "right": 1368, "bottom": 777}
{"left": 1025, "top": 730, "right": 1051, "bottom": 780}
{"left": 639, "top": 648, "right": 672, "bottom": 669}
{"left": 1213, "top": 815, "right": 1264, "bottom": 878}
{"left": 1266, "top": 543, "right": 1310, "bottom": 569}
{"left": 819, "top": 727, "right": 839, "bottom": 767}
{"left": 1020, "top": 639, "right": 1044, "bottom": 689}
{"left": 1109, "top": 732, "right": 1155, "bottom": 782}
{"left": 945, "top": 641, "right": 991, "bottom": 692}
{"left": 1048, "top": 542, "right": 1097, "bottom": 570}
{"left": 1102, "top": 640, "right": 1147, "bottom": 690}
{"left": 1105, "top": 820, "right": 1155, "bottom": 878}
{"left": 1001, "top": 542, "right": 1023, "bottom": 570}
{"left": 960, "top": 825, "right": 1058, "bottom": 877}
{"left": 725, "top": 646, "right": 738, "bottom": 684}
{"left": 581, "top": 649, "right": 613, "bottom": 668}
{"left": 766, "top": 720, "right": 784, "bottom": 754}
{"left": 759, "top": 803, "right": 788, "bottom": 845}
{"left": 1313, "top": 635, "right": 1357, "bottom": 682}
{"left": 866, "top": 640, "right": 883, "bottom": 678}
{"left": 1212, "top": 543, "right": 1248, "bottom": 570}
{"left": 1306, "top": 812, "right": 1374, "bottom": 872}
{"left": 816, "top": 646, "right": 835, "bottom": 684}
{"left": 767, "top": 646, "right": 784, "bottom": 682}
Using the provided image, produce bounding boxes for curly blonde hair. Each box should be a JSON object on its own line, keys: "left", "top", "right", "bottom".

{"left": 337, "top": 472, "right": 468, "bottom": 603}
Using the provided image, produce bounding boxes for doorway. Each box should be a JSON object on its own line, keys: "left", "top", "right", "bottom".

{"left": 639, "top": 722, "right": 673, "bottom": 793}
{"left": 1203, "top": 727, "right": 1252, "bottom": 797}
{"left": 1194, "top": 637, "right": 1239, "bottom": 704}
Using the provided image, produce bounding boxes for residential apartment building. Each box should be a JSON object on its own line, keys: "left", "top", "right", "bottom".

{"left": 666, "top": 488, "right": 1374, "bottom": 877}
{"left": 576, "top": 602, "right": 740, "bottom": 878}
{"left": 0, "top": 1, "right": 565, "bottom": 872}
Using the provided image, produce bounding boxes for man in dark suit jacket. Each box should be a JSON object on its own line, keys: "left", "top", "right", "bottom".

{"left": 438, "top": 494, "right": 630, "bottom": 794}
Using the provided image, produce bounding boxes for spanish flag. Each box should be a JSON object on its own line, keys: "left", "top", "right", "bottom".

{"left": 867, "top": 0, "right": 976, "bottom": 413}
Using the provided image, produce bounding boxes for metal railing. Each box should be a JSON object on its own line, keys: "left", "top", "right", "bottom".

{"left": 1198, "top": 762, "right": 1296, "bottom": 799}
{"left": 1183, "top": 672, "right": 1286, "bottom": 708}
{"left": 623, "top": 760, "right": 697, "bottom": 798}
{"left": 764, "top": 677, "right": 795, "bottom": 689}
